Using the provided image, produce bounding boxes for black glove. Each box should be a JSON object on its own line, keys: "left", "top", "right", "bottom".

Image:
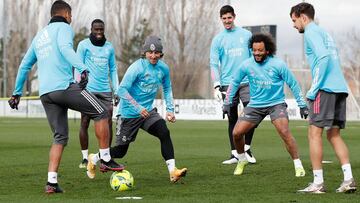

{"left": 114, "top": 95, "right": 120, "bottom": 106}
{"left": 222, "top": 104, "right": 231, "bottom": 119}
{"left": 8, "top": 95, "right": 21, "bottom": 110}
{"left": 78, "top": 70, "right": 89, "bottom": 89}
{"left": 300, "top": 106, "right": 309, "bottom": 119}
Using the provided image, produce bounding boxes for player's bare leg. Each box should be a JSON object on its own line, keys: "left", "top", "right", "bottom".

{"left": 79, "top": 114, "right": 90, "bottom": 168}
{"left": 94, "top": 118, "right": 110, "bottom": 148}
{"left": 273, "top": 118, "right": 305, "bottom": 177}
{"left": 232, "top": 120, "right": 256, "bottom": 175}
{"left": 93, "top": 119, "right": 124, "bottom": 173}
{"left": 326, "top": 128, "right": 349, "bottom": 165}
{"left": 272, "top": 118, "right": 299, "bottom": 159}
{"left": 327, "top": 128, "right": 356, "bottom": 193}
{"left": 46, "top": 144, "right": 64, "bottom": 193}
{"left": 308, "top": 125, "right": 323, "bottom": 170}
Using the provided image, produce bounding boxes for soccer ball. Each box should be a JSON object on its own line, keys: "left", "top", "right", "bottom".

{"left": 110, "top": 170, "right": 134, "bottom": 191}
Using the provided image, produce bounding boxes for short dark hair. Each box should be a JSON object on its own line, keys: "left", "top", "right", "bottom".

{"left": 91, "top": 19, "right": 105, "bottom": 27}
{"left": 51, "top": 0, "right": 71, "bottom": 17}
{"left": 290, "top": 2, "right": 315, "bottom": 20}
{"left": 220, "top": 5, "right": 235, "bottom": 17}
{"left": 249, "top": 33, "right": 277, "bottom": 56}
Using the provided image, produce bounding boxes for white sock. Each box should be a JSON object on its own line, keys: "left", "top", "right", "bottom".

{"left": 81, "top": 149, "right": 88, "bottom": 160}
{"left": 48, "top": 172, "right": 58, "bottom": 184}
{"left": 231, "top": 150, "right": 239, "bottom": 158}
{"left": 244, "top": 144, "right": 250, "bottom": 151}
{"left": 166, "top": 159, "right": 175, "bottom": 173}
{"left": 293, "top": 159, "right": 303, "bottom": 169}
{"left": 341, "top": 163, "right": 353, "bottom": 181}
{"left": 92, "top": 153, "right": 100, "bottom": 164}
{"left": 313, "top": 169, "right": 324, "bottom": 184}
{"left": 99, "top": 148, "right": 111, "bottom": 162}
{"left": 238, "top": 153, "right": 246, "bottom": 162}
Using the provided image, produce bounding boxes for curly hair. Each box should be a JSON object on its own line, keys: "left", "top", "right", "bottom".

{"left": 249, "top": 33, "right": 276, "bottom": 56}
{"left": 290, "top": 2, "right": 315, "bottom": 19}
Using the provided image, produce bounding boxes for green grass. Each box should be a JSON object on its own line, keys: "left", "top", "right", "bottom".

{"left": 0, "top": 117, "right": 359, "bottom": 202}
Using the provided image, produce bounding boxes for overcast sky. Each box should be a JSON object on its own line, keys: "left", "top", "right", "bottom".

{"left": 231, "top": 0, "right": 360, "bottom": 63}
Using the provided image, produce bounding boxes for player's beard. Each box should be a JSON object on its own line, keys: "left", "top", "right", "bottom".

{"left": 254, "top": 54, "right": 268, "bottom": 64}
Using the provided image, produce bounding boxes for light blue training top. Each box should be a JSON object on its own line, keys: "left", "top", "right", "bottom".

{"left": 304, "top": 22, "right": 348, "bottom": 100}
{"left": 210, "top": 26, "right": 252, "bottom": 87}
{"left": 13, "top": 22, "right": 87, "bottom": 96}
{"left": 117, "top": 58, "right": 174, "bottom": 118}
{"left": 76, "top": 38, "right": 119, "bottom": 94}
{"left": 226, "top": 56, "right": 306, "bottom": 108}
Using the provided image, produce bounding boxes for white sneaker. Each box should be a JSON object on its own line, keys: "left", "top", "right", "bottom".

{"left": 298, "top": 182, "right": 326, "bottom": 194}
{"left": 222, "top": 155, "right": 238, "bottom": 164}
{"left": 336, "top": 178, "right": 357, "bottom": 193}
{"left": 245, "top": 149, "right": 256, "bottom": 164}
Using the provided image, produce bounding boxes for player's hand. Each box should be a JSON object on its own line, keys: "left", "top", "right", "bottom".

{"left": 114, "top": 94, "right": 120, "bottom": 106}
{"left": 213, "top": 86, "right": 224, "bottom": 102}
{"left": 222, "top": 104, "right": 231, "bottom": 119}
{"left": 78, "top": 70, "right": 89, "bottom": 89}
{"left": 166, "top": 112, "right": 176, "bottom": 123}
{"left": 300, "top": 106, "right": 309, "bottom": 119}
{"left": 140, "top": 108, "right": 150, "bottom": 118}
{"left": 8, "top": 95, "right": 21, "bottom": 110}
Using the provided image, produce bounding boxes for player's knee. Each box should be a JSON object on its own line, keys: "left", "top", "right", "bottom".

{"left": 80, "top": 119, "right": 90, "bottom": 129}
{"left": 54, "top": 133, "right": 69, "bottom": 146}
{"left": 155, "top": 126, "right": 170, "bottom": 141}
{"left": 92, "top": 108, "right": 109, "bottom": 121}
{"left": 278, "top": 127, "right": 290, "bottom": 137}
{"left": 233, "top": 131, "right": 241, "bottom": 141}
{"left": 149, "top": 120, "right": 170, "bottom": 140}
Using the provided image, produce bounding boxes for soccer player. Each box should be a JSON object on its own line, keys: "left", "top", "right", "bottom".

{"left": 290, "top": 2, "right": 357, "bottom": 193}
{"left": 7, "top": 0, "right": 123, "bottom": 194}
{"left": 76, "top": 19, "right": 119, "bottom": 169}
{"left": 223, "top": 33, "right": 308, "bottom": 177}
{"left": 210, "top": 5, "right": 257, "bottom": 164}
{"left": 86, "top": 35, "right": 187, "bottom": 183}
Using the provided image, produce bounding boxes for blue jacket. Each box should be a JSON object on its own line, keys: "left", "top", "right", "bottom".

{"left": 76, "top": 38, "right": 118, "bottom": 94}
{"left": 13, "top": 22, "right": 87, "bottom": 96}
{"left": 210, "top": 26, "right": 252, "bottom": 87}
{"left": 117, "top": 58, "right": 174, "bottom": 118}
{"left": 304, "top": 22, "right": 348, "bottom": 100}
{"left": 226, "top": 56, "right": 306, "bottom": 108}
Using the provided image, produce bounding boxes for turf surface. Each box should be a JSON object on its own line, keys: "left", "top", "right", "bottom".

{"left": 0, "top": 117, "right": 359, "bottom": 202}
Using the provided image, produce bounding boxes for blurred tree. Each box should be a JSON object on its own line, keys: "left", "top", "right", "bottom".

{"left": 339, "top": 28, "right": 360, "bottom": 102}
{"left": 0, "top": 38, "right": 3, "bottom": 95}
{"left": 155, "top": 0, "right": 220, "bottom": 98}
{"left": 3, "top": 0, "right": 41, "bottom": 96}
{"left": 118, "top": 18, "right": 153, "bottom": 71}
{"left": 74, "top": 27, "right": 88, "bottom": 50}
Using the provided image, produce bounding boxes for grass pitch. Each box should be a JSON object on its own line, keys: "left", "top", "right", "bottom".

{"left": 0, "top": 117, "right": 359, "bottom": 202}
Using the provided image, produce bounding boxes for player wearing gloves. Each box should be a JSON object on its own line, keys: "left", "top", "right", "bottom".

{"left": 291, "top": 2, "right": 356, "bottom": 194}
{"left": 86, "top": 36, "right": 187, "bottom": 183}
{"left": 76, "top": 19, "right": 119, "bottom": 169}
{"left": 223, "top": 33, "right": 308, "bottom": 178}
{"left": 210, "top": 5, "right": 257, "bottom": 164}
{"left": 8, "top": 0, "right": 123, "bottom": 194}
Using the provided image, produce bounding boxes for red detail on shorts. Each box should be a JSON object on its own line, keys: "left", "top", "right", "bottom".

{"left": 314, "top": 92, "right": 321, "bottom": 114}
